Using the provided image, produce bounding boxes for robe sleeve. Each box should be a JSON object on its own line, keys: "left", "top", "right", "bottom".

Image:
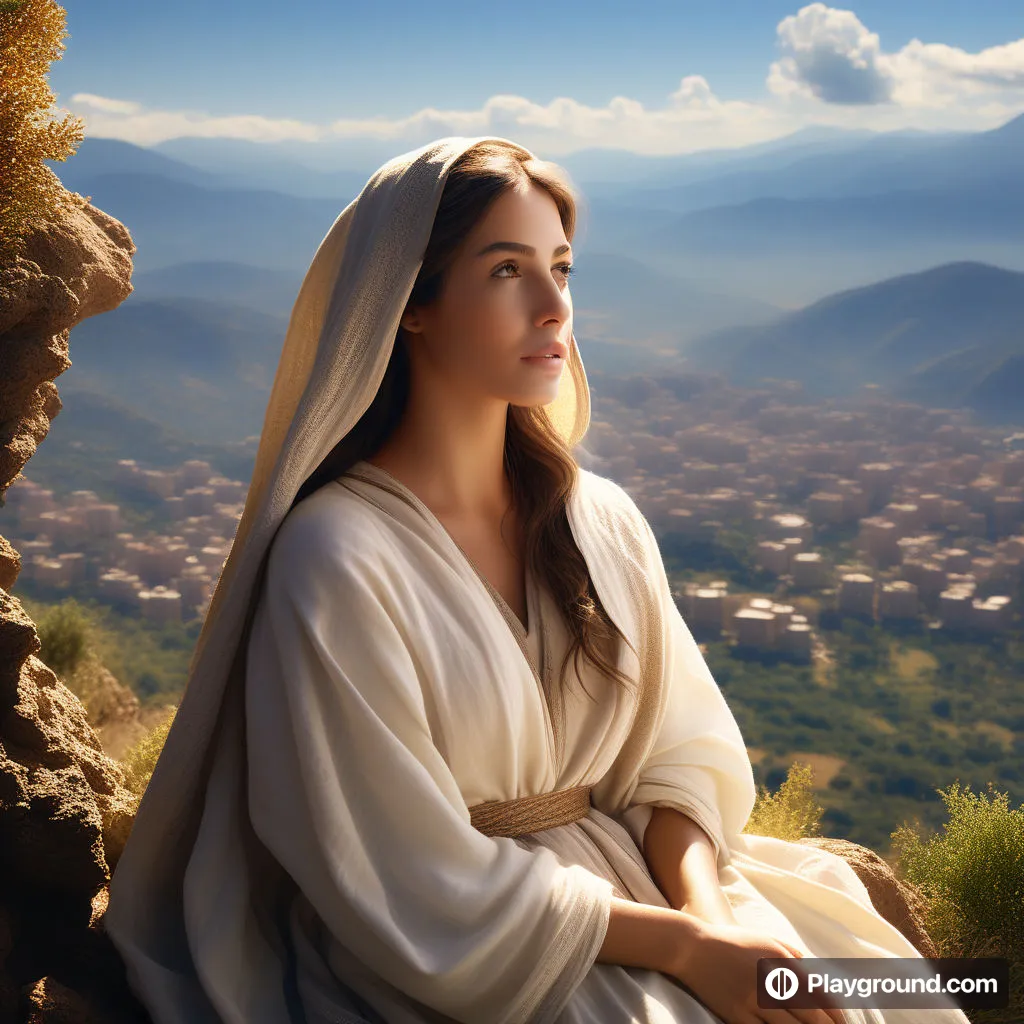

{"left": 244, "top": 504, "right": 615, "bottom": 1024}
{"left": 617, "top": 507, "right": 757, "bottom": 873}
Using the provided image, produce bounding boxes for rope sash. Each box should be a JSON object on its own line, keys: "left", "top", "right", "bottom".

{"left": 468, "top": 784, "right": 593, "bottom": 838}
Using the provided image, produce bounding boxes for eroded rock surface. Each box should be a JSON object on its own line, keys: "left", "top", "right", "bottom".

{"left": 1, "top": 202, "right": 148, "bottom": 1021}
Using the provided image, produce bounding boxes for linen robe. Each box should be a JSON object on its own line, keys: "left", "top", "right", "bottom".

{"left": 244, "top": 459, "right": 970, "bottom": 1024}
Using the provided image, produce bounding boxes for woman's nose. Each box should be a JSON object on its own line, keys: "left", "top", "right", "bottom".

{"left": 535, "top": 278, "right": 571, "bottom": 325}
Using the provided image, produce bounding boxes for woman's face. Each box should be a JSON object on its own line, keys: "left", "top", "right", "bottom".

{"left": 400, "top": 182, "right": 574, "bottom": 410}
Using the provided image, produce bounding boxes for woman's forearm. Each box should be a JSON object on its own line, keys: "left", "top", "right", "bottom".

{"left": 595, "top": 896, "right": 699, "bottom": 978}
{"left": 642, "top": 805, "right": 732, "bottom": 918}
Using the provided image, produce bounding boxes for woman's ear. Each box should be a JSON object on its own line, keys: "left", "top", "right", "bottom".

{"left": 400, "top": 307, "right": 423, "bottom": 335}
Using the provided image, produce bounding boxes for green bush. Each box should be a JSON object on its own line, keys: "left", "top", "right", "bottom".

{"left": 117, "top": 705, "right": 178, "bottom": 815}
{"left": 18, "top": 593, "right": 196, "bottom": 706}
{"left": 892, "top": 781, "right": 1024, "bottom": 1022}
{"left": 36, "top": 597, "right": 91, "bottom": 676}
{"left": 744, "top": 761, "right": 824, "bottom": 842}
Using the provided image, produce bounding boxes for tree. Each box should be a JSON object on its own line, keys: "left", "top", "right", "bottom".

{"left": 0, "top": 0, "right": 88, "bottom": 263}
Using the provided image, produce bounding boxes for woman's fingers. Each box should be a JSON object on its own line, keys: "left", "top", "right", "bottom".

{"left": 765, "top": 941, "right": 847, "bottom": 1024}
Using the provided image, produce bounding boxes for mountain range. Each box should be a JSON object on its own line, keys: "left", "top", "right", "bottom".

{"left": 57, "top": 296, "right": 286, "bottom": 441}
{"left": 41, "top": 112, "right": 1024, "bottom": 433}
{"left": 47, "top": 260, "right": 1024, "bottom": 444}
{"left": 683, "top": 261, "right": 1024, "bottom": 425}
{"left": 50, "top": 112, "right": 1024, "bottom": 306}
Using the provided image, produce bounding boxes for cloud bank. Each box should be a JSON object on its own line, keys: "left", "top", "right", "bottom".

{"left": 66, "top": 4, "right": 1024, "bottom": 156}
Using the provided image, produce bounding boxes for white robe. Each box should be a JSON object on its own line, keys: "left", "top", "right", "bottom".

{"left": 244, "top": 459, "right": 969, "bottom": 1024}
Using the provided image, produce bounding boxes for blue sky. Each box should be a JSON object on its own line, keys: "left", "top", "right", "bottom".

{"left": 51, "top": 1, "right": 1024, "bottom": 156}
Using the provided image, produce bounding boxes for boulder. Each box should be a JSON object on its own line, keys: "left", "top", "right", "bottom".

{"left": 799, "top": 835, "right": 937, "bottom": 957}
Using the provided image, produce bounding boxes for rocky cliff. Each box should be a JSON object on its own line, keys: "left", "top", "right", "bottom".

{"left": 0, "top": 202, "right": 149, "bottom": 1022}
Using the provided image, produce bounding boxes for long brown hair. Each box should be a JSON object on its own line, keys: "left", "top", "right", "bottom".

{"left": 294, "top": 140, "right": 637, "bottom": 700}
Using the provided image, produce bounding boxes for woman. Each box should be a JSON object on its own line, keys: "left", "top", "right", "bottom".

{"left": 104, "top": 137, "right": 970, "bottom": 1024}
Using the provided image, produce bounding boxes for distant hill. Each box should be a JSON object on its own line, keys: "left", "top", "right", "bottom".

{"left": 44, "top": 169, "right": 348, "bottom": 274}
{"left": 580, "top": 184, "right": 1024, "bottom": 306}
{"left": 46, "top": 138, "right": 225, "bottom": 190}
{"left": 592, "top": 115, "right": 1021, "bottom": 211}
{"left": 575, "top": 114, "right": 1024, "bottom": 304}
{"left": 570, "top": 252, "right": 777, "bottom": 345}
{"left": 683, "top": 262, "right": 1024, "bottom": 425}
{"left": 131, "top": 261, "right": 305, "bottom": 318}
{"left": 45, "top": 117, "right": 1024, "bottom": 337}
{"left": 58, "top": 295, "right": 287, "bottom": 442}
{"left": 659, "top": 189, "right": 1024, "bottom": 255}
{"left": 13, "top": 390, "right": 258, "bottom": 503}
{"left": 561, "top": 126, "right": 881, "bottom": 189}
{"left": 153, "top": 135, "right": 393, "bottom": 195}
{"left": 56, "top": 279, "right": 686, "bottom": 444}
{"left": 49, "top": 137, "right": 371, "bottom": 202}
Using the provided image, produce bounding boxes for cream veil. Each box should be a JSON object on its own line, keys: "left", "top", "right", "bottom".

{"left": 104, "top": 136, "right": 595, "bottom": 1021}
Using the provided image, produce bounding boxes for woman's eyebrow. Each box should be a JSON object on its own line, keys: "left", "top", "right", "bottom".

{"left": 475, "top": 241, "right": 572, "bottom": 258}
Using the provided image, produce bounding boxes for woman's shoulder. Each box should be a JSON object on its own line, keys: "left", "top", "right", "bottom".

{"left": 575, "top": 466, "right": 650, "bottom": 535}
{"left": 266, "top": 481, "right": 391, "bottom": 582}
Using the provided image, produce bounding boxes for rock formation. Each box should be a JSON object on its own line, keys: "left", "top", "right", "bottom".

{"left": 0, "top": 202, "right": 149, "bottom": 1021}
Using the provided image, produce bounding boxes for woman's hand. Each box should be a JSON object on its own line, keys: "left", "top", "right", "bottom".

{"left": 684, "top": 897, "right": 811, "bottom": 961}
{"left": 669, "top": 918, "right": 847, "bottom": 1024}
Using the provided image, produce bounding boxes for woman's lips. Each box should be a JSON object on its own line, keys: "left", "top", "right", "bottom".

{"left": 521, "top": 355, "right": 564, "bottom": 371}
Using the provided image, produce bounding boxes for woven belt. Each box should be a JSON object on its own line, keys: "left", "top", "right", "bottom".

{"left": 468, "top": 784, "right": 593, "bottom": 838}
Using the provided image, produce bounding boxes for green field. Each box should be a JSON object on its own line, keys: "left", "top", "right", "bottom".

{"left": 707, "top": 619, "right": 1024, "bottom": 857}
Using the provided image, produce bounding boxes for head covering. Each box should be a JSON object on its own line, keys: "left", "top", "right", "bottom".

{"left": 104, "top": 136, "right": 592, "bottom": 1022}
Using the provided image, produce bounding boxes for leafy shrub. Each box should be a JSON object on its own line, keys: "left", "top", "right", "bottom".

{"left": 892, "top": 782, "right": 1024, "bottom": 1023}
{"left": 744, "top": 761, "right": 824, "bottom": 842}
{"left": 36, "top": 597, "right": 91, "bottom": 676}
{"left": 0, "top": 0, "right": 88, "bottom": 264}
{"left": 18, "top": 594, "right": 195, "bottom": 706}
{"left": 117, "top": 706, "right": 178, "bottom": 815}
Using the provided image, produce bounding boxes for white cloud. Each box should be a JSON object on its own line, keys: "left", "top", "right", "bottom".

{"left": 768, "top": 4, "right": 893, "bottom": 104}
{"left": 67, "top": 84, "right": 796, "bottom": 157}
{"left": 669, "top": 75, "right": 718, "bottom": 110}
{"left": 65, "top": 93, "right": 324, "bottom": 144}
{"left": 886, "top": 37, "right": 1024, "bottom": 108}
{"left": 71, "top": 94, "right": 145, "bottom": 116}
{"left": 769, "top": 4, "right": 1024, "bottom": 113}
{"left": 65, "top": 6, "right": 1024, "bottom": 157}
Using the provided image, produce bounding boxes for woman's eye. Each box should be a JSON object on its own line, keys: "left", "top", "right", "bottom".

{"left": 493, "top": 261, "right": 575, "bottom": 280}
